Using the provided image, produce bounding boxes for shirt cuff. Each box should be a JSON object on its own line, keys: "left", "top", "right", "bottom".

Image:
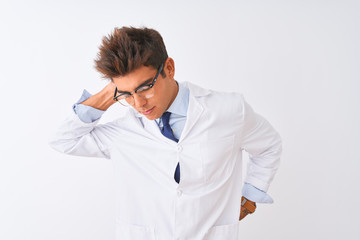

{"left": 242, "top": 182, "right": 274, "bottom": 203}
{"left": 72, "top": 89, "right": 105, "bottom": 123}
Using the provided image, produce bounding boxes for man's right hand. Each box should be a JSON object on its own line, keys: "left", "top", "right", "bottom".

{"left": 80, "top": 82, "right": 117, "bottom": 111}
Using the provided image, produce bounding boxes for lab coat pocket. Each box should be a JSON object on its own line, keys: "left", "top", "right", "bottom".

{"left": 204, "top": 221, "right": 240, "bottom": 240}
{"left": 116, "top": 222, "right": 155, "bottom": 240}
{"left": 200, "top": 135, "right": 235, "bottom": 182}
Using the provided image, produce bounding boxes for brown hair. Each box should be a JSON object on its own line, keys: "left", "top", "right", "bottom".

{"left": 94, "top": 26, "right": 168, "bottom": 80}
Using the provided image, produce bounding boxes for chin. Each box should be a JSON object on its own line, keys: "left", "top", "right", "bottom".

{"left": 147, "top": 111, "right": 162, "bottom": 120}
{"left": 145, "top": 115, "right": 157, "bottom": 120}
{"left": 142, "top": 111, "right": 156, "bottom": 120}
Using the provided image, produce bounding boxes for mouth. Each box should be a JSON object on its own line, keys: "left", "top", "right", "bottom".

{"left": 142, "top": 107, "right": 155, "bottom": 116}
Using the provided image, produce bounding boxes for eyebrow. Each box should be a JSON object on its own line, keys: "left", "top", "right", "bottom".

{"left": 117, "top": 77, "right": 154, "bottom": 93}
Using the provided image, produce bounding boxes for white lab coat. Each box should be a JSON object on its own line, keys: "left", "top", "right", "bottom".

{"left": 50, "top": 82, "right": 281, "bottom": 240}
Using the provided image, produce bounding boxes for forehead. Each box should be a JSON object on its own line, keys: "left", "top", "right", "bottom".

{"left": 113, "top": 65, "right": 157, "bottom": 92}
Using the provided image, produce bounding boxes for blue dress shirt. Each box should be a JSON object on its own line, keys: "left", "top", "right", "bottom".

{"left": 73, "top": 82, "right": 274, "bottom": 203}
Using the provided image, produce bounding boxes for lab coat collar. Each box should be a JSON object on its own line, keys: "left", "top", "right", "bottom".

{"left": 183, "top": 81, "right": 211, "bottom": 97}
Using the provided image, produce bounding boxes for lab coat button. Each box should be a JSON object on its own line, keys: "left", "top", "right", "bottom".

{"left": 177, "top": 146, "right": 183, "bottom": 152}
{"left": 177, "top": 190, "right": 182, "bottom": 196}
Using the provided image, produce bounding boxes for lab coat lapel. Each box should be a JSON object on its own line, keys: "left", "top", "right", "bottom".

{"left": 179, "top": 95, "right": 203, "bottom": 142}
{"left": 179, "top": 82, "right": 209, "bottom": 142}
{"left": 142, "top": 117, "right": 164, "bottom": 140}
{"left": 135, "top": 111, "right": 177, "bottom": 145}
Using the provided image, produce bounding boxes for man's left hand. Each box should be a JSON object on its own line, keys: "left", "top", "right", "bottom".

{"left": 239, "top": 197, "right": 256, "bottom": 221}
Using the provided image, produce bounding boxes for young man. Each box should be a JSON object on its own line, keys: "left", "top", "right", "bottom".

{"left": 50, "top": 27, "right": 282, "bottom": 240}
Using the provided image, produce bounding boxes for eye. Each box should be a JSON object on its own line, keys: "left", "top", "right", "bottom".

{"left": 136, "top": 85, "right": 151, "bottom": 93}
{"left": 118, "top": 93, "right": 131, "bottom": 100}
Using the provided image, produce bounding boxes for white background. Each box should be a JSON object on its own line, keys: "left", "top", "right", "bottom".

{"left": 0, "top": 0, "right": 359, "bottom": 239}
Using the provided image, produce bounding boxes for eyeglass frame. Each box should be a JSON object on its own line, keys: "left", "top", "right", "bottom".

{"left": 113, "top": 63, "right": 164, "bottom": 105}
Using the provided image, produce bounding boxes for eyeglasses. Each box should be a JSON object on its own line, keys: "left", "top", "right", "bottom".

{"left": 113, "top": 63, "right": 164, "bottom": 106}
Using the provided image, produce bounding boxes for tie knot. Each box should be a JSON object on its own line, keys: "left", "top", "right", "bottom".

{"left": 161, "top": 111, "right": 171, "bottom": 125}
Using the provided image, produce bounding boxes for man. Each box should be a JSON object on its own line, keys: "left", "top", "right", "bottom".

{"left": 50, "top": 27, "right": 281, "bottom": 240}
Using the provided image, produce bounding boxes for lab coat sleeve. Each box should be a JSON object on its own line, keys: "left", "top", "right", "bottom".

{"left": 49, "top": 112, "right": 112, "bottom": 159}
{"left": 239, "top": 95, "right": 282, "bottom": 192}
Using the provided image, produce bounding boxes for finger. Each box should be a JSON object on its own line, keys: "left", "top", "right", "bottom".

{"left": 239, "top": 207, "right": 249, "bottom": 221}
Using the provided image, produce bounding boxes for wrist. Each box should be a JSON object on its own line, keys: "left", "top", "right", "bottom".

{"left": 81, "top": 90, "right": 114, "bottom": 111}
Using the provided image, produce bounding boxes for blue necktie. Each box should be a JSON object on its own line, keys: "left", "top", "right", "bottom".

{"left": 161, "top": 112, "right": 180, "bottom": 183}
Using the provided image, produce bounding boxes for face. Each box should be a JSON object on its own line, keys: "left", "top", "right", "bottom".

{"left": 112, "top": 58, "right": 178, "bottom": 120}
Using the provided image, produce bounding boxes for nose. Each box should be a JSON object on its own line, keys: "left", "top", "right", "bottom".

{"left": 133, "top": 93, "right": 147, "bottom": 108}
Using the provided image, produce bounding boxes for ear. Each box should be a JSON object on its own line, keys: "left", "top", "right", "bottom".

{"left": 165, "top": 57, "right": 175, "bottom": 79}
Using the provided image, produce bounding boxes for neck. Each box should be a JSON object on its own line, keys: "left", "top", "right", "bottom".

{"left": 166, "top": 80, "right": 179, "bottom": 111}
